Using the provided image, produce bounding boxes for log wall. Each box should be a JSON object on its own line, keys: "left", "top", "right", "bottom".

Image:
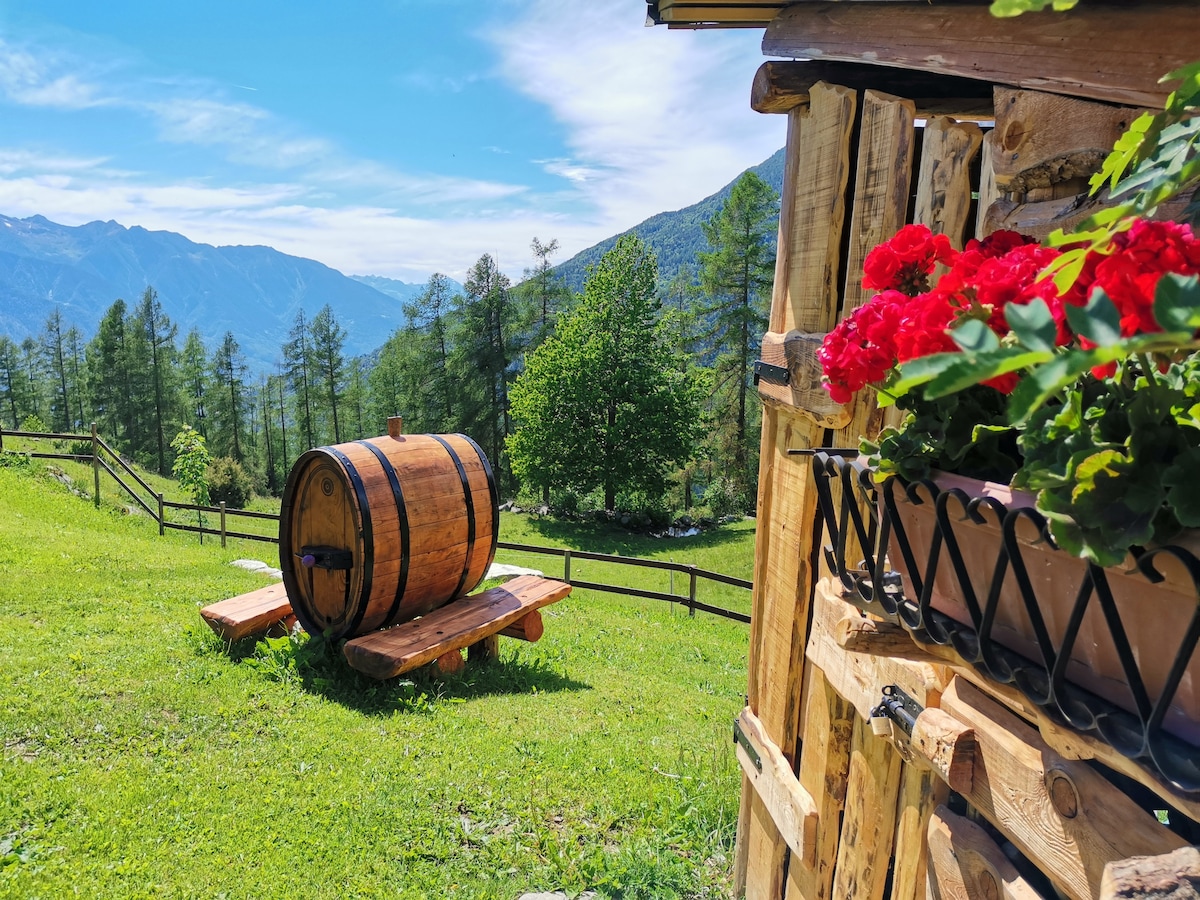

{"left": 737, "top": 67, "right": 1200, "bottom": 900}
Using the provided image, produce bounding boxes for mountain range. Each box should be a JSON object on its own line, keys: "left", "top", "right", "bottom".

{"left": 0, "top": 146, "right": 783, "bottom": 371}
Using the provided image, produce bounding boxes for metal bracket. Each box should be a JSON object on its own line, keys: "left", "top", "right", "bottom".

{"left": 733, "top": 718, "right": 763, "bottom": 772}
{"left": 298, "top": 545, "right": 354, "bottom": 571}
{"left": 870, "top": 684, "right": 923, "bottom": 737}
{"left": 753, "top": 360, "right": 790, "bottom": 387}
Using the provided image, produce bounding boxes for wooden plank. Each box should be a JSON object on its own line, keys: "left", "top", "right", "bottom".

{"left": 200, "top": 582, "right": 292, "bottom": 642}
{"left": 342, "top": 575, "right": 571, "bottom": 679}
{"left": 738, "top": 80, "right": 858, "bottom": 900}
{"left": 774, "top": 82, "right": 857, "bottom": 334}
{"left": 807, "top": 581, "right": 951, "bottom": 723}
{"left": 830, "top": 715, "right": 902, "bottom": 900}
{"left": 1101, "top": 846, "right": 1200, "bottom": 900}
{"left": 756, "top": 329, "right": 850, "bottom": 426}
{"left": 761, "top": 2, "right": 1199, "bottom": 109}
{"left": 914, "top": 117, "right": 983, "bottom": 251}
{"left": 927, "top": 805, "right": 1048, "bottom": 900}
{"left": 940, "top": 676, "right": 1188, "bottom": 900}
{"left": 977, "top": 128, "right": 1002, "bottom": 240}
{"left": 735, "top": 707, "right": 820, "bottom": 868}
{"left": 836, "top": 90, "right": 916, "bottom": 461}
{"left": 891, "top": 765, "right": 949, "bottom": 900}
{"left": 906, "top": 632, "right": 1200, "bottom": 824}
{"left": 751, "top": 60, "right": 992, "bottom": 115}
{"left": 990, "top": 88, "right": 1145, "bottom": 193}
{"left": 783, "top": 665, "right": 855, "bottom": 900}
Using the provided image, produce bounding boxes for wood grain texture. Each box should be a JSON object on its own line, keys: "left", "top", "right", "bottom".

{"left": 940, "top": 677, "right": 1188, "bottom": 899}
{"left": 891, "top": 765, "right": 949, "bottom": 900}
{"left": 200, "top": 582, "right": 292, "bottom": 642}
{"left": 740, "top": 81, "right": 858, "bottom": 900}
{"left": 830, "top": 716, "right": 902, "bottom": 900}
{"left": 977, "top": 128, "right": 1002, "bottom": 241}
{"left": 991, "top": 88, "right": 1144, "bottom": 193}
{"left": 927, "top": 805, "right": 1048, "bottom": 900}
{"left": 775, "top": 82, "right": 857, "bottom": 334}
{"left": 784, "top": 665, "right": 855, "bottom": 900}
{"left": 735, "top": 707, "right": 820, "bottom": 868}
{"left": 762, "top": 2, "right": 1199, "bottom": 108}
{"left": 342, "top": 575, "right": 570, "bottom": 680}
{"left": 1101, "top": 846, "right": 1200, "bottom": 900}
{"left": 751, "top": 60, "right": 992, "bottom": 115}
{"left": 756, "top": 330, "right": 850, "bottom": 426}
{"left": 498, "top": 610, "right": 544, "bottom": 642}
{"left": 914, "top": 117, "right": 983, "bottom": 251}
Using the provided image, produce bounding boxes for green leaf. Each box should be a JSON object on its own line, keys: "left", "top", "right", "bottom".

{"left": 1004, "top": 298, "right": 1058, "bottom": 352}
{"left": 948, "top": 317, "right": 1000, "bottom": 353}
{"left": 923, "top": 348, "right": 1051, "bottom": 399}
{"left": 1152, "top": 273, "right": 1200, "bottom": 332}
{"left": 1064, "top": 289, "right": 1123, "bottom": 347}
{"left": 888, "top": 352, "right": 964, "bottom": 397}
{"left": 1005, "top": 349, "right": 1107, "bottom": 424}
{"left": 1163, "top": 447, "right": 1200, "bottom": 526}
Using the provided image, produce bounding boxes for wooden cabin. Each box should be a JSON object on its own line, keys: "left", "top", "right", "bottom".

{"left": 648, "top": 2, "right": 1200, "bottom": 898}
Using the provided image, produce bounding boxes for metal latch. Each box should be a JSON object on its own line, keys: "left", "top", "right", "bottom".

{"left": 870, "top": 684, "right": 922, "bottom": 737}
{"left": 753, "top": 361, "right": 790, "bottom": 387}
{"left": 298, "top": 545, "right": 354, "bottom": 570}
{"left": 733, "top": 718, "right": 762, "bottom": 772}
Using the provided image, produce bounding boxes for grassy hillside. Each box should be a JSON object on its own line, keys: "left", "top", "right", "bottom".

{"left": 0, "top": 453, "right": 753, "bottom": 899}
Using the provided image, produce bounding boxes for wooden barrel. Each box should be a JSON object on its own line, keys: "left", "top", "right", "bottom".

{"left": 278, "top": 420, "right": 498, "bottom": 639}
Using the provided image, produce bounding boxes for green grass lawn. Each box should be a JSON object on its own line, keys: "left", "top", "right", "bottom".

{"left": 0, "top": 453, "right": 753, "bottom": 899}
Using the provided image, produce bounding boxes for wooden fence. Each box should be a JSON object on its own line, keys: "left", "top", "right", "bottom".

{"left": 0, "top": 425, "right": 752, "bottom": 623}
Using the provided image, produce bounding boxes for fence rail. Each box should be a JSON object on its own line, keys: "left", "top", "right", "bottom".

{"left": 1, "top": 425, "right": 753, "bottom": 623}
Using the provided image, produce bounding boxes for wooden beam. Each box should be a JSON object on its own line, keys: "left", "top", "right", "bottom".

{"left": 915, "top": 117, "right": 983, "bottom": 251}
{"left": 762, "top": 2, "right": 1198, "bottom": 109}
{"left": 891, "top": 766, "right": 949, "bottom": 900}
{"left": 752, "top": 60, "right": 993, "bottom": 116}
{"left": 940, "top": 676, "right": 1188, "bottom": 899}
{"left": 735, "top": 707, "right": 820, "bottom": 868}
{"left": 756, "top": 329, "right": 850, "bottom": 426}
{"left": 991, "top": 88, "right": 1145, "bottom": 193}
{"left": 927, "top": 805, "right": 1048, "bottom": 899}
{"left": 1101, "top": 846, "right": 1200, "bottom": 900}
{"left": 200, "top": 582, "right": 293, "bottom": 642}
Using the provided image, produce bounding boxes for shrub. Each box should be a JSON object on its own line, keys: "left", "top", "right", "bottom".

{"left": 206, "top": 456, "right": 254, "bottom": 508}
{"left": 19, "top": 413, "right": 48, "bottom": 434}
{"left": 701, "top": 477, "right": 746, "bottom": 520}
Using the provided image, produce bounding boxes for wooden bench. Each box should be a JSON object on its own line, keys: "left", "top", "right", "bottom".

{"left": 342, "top": 575, "right": 572, "bottom": 679}
{"left": 199, "top": 582, "right": 294, "bottom": 641}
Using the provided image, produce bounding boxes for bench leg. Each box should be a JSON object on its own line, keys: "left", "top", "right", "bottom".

{"left": 468, "top": 634, "right": 500, "bottom": 664}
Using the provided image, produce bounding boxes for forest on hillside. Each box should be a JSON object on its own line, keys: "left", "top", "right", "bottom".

{"left": 0, "top": 172, "right": 780, "bottom": 523}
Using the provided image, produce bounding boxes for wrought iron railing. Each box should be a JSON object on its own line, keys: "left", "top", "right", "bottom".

{"left": 812, "top": 451, "right": 1200, "bottom": 794}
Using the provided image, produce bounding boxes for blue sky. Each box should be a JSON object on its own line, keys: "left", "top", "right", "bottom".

{"left": 0, "top": 0, "right": 784, "bottom": 282}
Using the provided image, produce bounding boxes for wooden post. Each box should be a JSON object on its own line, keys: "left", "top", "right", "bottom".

{"left": 563, "top": 548, "right": 571, "bottom": 583}
{"left": 91, "top": 422, "right": 100, "bottom": 509}
{"left": 387, "top": 416, "right": 403, "bottom": 439}
{"left": 469, "top": 634, "right": 499, "bottom": 664}
{"left": 220, "top": 501, "right": 227, "bottom": 548}
{"left": 688, "top": 565, "right": 697, "bottom": 617}
{"left": 158, "top": 493, "right": 164, "bottom": 536}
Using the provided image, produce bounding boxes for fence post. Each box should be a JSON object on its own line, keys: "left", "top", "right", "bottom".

{"left": 0, "top": 423, "right": 4, "bottom": 451}
{"left": 688, "top": 565, "right": 697, "bottom": 618}
{"left": 91, "top": 423, "right": 100, "bottom": 509}
{"left": 564, "top": 548, "right": 572, "bottom": 583}
{"left": 220, "top": 501, "right": 227, "bottom": 548}
{"left": 157, "top": 493, "right": 164, "bottom": 536}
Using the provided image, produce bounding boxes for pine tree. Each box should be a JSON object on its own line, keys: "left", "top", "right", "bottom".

{"left": 41, "top": 309, "right": 72, "bottom": 431}
{"left": 86, "top": 300, "right": 134, "bottom": 448}
{"left": 283, "top": 310, "right": 316, "bottom": 450}
{"left": 210, "top": 332, "right": 248, "bottom": 461}
{"left": 309, "top": 304, "right": 346, "bottom": 444}
{"left": 133, "top": 287, "right": 180, "bottom": 474}
{"left": 697, "top": 171, "right": 779, "bottom": 509}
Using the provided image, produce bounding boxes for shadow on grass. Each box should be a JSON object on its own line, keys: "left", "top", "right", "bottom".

{"left": 519, "top": 515, "right": 750, "bottom": 557}
{"left": 216, "top": 630, "right": 589, "bottom": 716}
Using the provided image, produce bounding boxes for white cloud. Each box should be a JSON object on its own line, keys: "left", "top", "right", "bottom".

{"left": 0, "top": 38, "right": 108, "bottom": 109}
{"left": 488, "top": 0, "right": 784, "bottom": 229}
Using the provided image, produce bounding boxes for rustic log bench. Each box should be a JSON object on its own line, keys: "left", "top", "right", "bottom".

{"left": 342, "top": 575, "right": 571, "bottom": 679}
{"left": 199, "top": 574, "right": 571, "bottom": 679}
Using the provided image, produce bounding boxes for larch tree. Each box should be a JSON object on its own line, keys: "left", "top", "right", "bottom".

{"left": 133, "top": 287, "right": 180, "bottom": 475}
{"left": 283, "top": 309, "right": 316, "bottom": 450}
{"left": 86, "top": 300, "right": 133, "bottom": 449}
{"left": 697, "top": 170, "right": 778, "bottom": 509}
{"left": 40, "top": 308, "right": 72, "bottom": 432}
{"left": 507, "top": 234, "right": 703, "bottom": 512}
{"left": 309, "top": 304, "right": 347, "bottom": 444}
{"left": 210, "top": 331, "right": 249, "bottom": 461}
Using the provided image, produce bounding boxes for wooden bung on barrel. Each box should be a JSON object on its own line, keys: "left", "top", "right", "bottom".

{"left": 278, "top": 417, "right": 499, "bottom": 639}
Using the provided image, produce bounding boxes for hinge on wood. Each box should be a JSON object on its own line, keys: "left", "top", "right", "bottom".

{"left": 753, "top": 360, "right": 790, "bottom": 387}
{"left": 733, "top": 718, "right": 763, "bottom": 772}
{"left": 871, "top": 684, "right": 923, "bottom": 737}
